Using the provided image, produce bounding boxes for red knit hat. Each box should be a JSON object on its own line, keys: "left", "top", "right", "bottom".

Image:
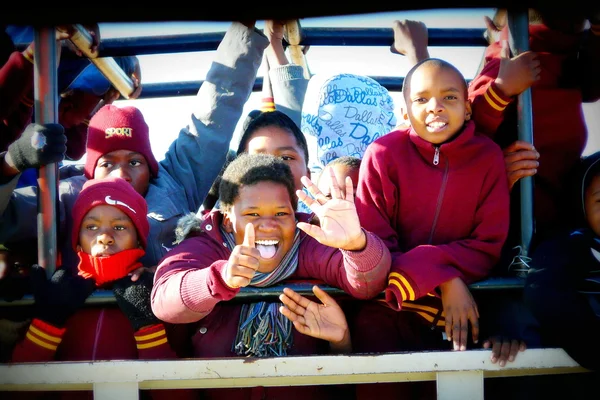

{"left": 72, "top": 176, "right": 149, "bottom": 250}
{"left": 84, "top": 104, "right": 159, "bottom": 179}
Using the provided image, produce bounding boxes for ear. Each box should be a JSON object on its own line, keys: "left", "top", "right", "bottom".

{"left": 465, "top": 101, "right": 473, "bottom": 121}
{"left": 222, "top": 212, "right": 234, "bottom": 233}
{"left": 401, "top": 107, "right": 409, "bottom": 121}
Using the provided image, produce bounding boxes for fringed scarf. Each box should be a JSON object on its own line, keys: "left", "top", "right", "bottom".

{"left": 220, "top": 226, "right": 303, "bottom": 357}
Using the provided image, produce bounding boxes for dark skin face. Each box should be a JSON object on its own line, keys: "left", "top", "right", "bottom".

{"left": 223, "top": 181, "right": 297, "bottom": 274}
{"left": 93, "top": 150, "right": 151, "bottom": 196}
{"left": 244, "top": 127, "right": 311, "bottom": 192}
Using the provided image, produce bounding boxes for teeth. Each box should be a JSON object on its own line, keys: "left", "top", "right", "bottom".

{"left": 428, "top": 122, "right": 446, "bottom": 128}
{"left": 255, "top": 240, "right": 279, "bottom": 246}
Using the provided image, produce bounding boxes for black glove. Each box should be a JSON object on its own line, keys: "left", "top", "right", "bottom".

{"left": 30, "top": 264, "right": 96, "bottom": 327}
{"left": 112, "top": 271, "right": 159, "bottom": 331}
{"left": 8, "top": 123, "right": 66, "bottom": 172}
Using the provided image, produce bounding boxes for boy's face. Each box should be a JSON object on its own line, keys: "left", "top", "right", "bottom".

{"left": 223, "top": 181, "right": 297, "bottom": 274}
{"left": 93, "top": 150, "right": 151, "bottom": 196}
{"left": 585, "top": 174, "right": 600, "bottom": 237}
{"left": 317, "top": 164, "right": 359, "bottom": 199}
{"left": 78, "top": 204, "right": 139, "bottom": 257}
{"left": 403, "top": 63, "right": 471, "bottom": 145}
{"left": 245, "top": 127, "right": 310, "bottom": 192}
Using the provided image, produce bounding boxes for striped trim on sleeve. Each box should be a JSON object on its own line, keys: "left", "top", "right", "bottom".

{"left": 26, "top": 319, "right": 66, "bottom": 351}
{"left": 134, "top": 324, "right": 168, "bottom": 350}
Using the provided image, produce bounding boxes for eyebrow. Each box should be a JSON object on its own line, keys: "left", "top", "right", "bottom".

{"left": 243, "top": 205, "right": 292, "bottom": 210}
{"left": 255, "top": 146, "right": 300, "bottom": 153}
{"left": 100, "top": 151, "right": 143, "bottom": 159}
{"left": 82, "top": 216, "right": 131, "bottom": 222}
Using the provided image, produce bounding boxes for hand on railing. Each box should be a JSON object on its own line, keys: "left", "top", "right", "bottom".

{"left": 30, "top": 264, "right": 96, "bottom": 328}
{"left": 440, "top": 277, "right": 479, "bottom": 351}
{"left": 390, "top": 19, "right": 430, "bottom": 67}
{"left": 483, "top": 336, "right": 527, "bottom": 367}
{"left": 494, "top": 39, "right": 540, "bottom": 98}
{"left": 502, "top": 140, "right": 539, "bottom": 191}
{"left": 6, "top": 123, "right": 66, "bottom": 173}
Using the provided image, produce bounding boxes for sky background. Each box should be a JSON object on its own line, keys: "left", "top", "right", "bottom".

{"left": 96, "top": 8, "right": 600, "bottom": 162}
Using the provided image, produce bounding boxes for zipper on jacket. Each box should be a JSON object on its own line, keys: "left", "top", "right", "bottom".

{"left": 428, "top": 152, "right": 449, "bottom": 244}
{"left": 433, "top": 146, "right": 440, "bottom": 165}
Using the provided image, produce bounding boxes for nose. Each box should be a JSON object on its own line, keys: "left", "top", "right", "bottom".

{"left": 109, "top": 166, "right": 131, "bottom": 181}
{"left": 257, "top": 218, "right": 277, "bottom": 232}
{"left": 97, "top": 231, "right": 114, "bottom": 246}
{"left": 426, "top": 97, "right": 444, "bottom": 113}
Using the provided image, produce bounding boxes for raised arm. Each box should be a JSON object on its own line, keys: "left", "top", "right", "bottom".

{"left": 159, "top": 21, "right": 269, "bottom": 212}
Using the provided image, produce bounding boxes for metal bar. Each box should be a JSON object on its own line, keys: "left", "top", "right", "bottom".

{"left": 15, "top": 28, "right": 487, "bottom": 58}
{"left": 33, "top": 27, "right": 58, "bottom": 279}
{"left": 0, "top": 277, "right": 525, "bottom": 307}
{"left": 137, "top": 77, "right": 477, "bottom": 99}
{"left": 0, "top": 349, "right": 585, "bottom": 391}
{"left": 68, "top": 24, "right": 135, "bottom": 99}
{"left": 507, "top": 9, "right": 535, "bottom": 257}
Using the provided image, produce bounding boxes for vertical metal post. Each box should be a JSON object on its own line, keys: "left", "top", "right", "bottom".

{"left": 33, "top": 27, "right": 58, "bottom": 278}
{"left": 507, "top": 9, "right": 535, "bottom": 256}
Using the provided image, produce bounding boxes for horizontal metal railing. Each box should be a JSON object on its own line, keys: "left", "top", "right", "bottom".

{"left": 15, "top": 27, "right": 488, "bottom": 58}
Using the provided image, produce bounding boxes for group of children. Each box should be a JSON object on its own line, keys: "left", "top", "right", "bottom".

{"left": 0, "top": 7, "right": 599, "bottom": 400}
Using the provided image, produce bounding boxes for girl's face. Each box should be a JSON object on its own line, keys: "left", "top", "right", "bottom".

{"left": 224, "top": 181, "right": 297, "bottom": 273}
{"left": 78, "top": 204, "right": 139, "bottom": 257}
{"left": 404, "top": 63, "right": 471, "bottom": 145}
{"left": 245, "top": 127, "right": 310, "bottom": 191}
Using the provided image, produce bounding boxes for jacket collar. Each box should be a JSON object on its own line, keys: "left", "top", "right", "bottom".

{"left": 408, "top": 120, "right": 476, "bottom": 168}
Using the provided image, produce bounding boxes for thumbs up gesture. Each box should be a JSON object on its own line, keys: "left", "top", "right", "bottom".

{"left": 495, "top": 39, "right": 541, "bottom": 98}
{"left": 225, "top": 223, "right": 261, "bottom": 289}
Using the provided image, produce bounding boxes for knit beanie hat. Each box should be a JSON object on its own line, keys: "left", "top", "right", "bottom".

{"left": 72, "top": 176, "right": 149, "bottom": 250}
{"left": 84, "top": 104, "right": 158, "bottom": 179}
{"left": 301, "top": 73, "right": 396, "bottom": 174}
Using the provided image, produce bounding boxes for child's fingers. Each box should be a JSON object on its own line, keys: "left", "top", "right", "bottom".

{"left": 243, "top": 223, "right": 255, "bottom": 248}
{"left": 328, "top": 167, "right": 342, "bottom": 200}
{"left": 282, "top": 287, "right": 312, "bottom": 309}
{"left": 301, "top": 176, "right": 328, "bottom": 204}
{"left": 297, "top": 221, "right": 325, "bottom": 243}
{"left": 469, "top": 311, "right": 479, "bottom": 345}
{"left": 312, "top": 285, "right": 337, "bottom": 307}
{"left": 279, "top": 292, "right": 308, "bottom": 316}
{"left": 278, "top": 304, "right": 303, "bottom": 323}
{"left": 500, "top": 39, "right": 510, "bottom": 59}
{"left": 344, "top": 176, "right": 354, "bottom": 202}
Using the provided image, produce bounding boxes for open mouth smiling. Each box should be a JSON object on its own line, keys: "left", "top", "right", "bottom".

{"left": 255, "top": 239, "right": 280, "bottom": 259}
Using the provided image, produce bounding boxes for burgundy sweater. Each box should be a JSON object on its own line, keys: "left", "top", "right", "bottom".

{"left": 355, "top": 121, "right": 510, "bottom": 312}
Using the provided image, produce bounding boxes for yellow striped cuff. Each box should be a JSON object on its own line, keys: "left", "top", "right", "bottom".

{"left": 388, "top": 272, "right": 415, "bottom": 301}
{"left": 137, "top": 337, "right": 168, "bottom": 350}
{"left": 135, "top": 328, "right": 166, "bottom": 342}
{"left": 26, "top": 326, "right": 62, "bottom": 351}
{"left": 483, "top": 88, "right": 507, "bottom": 112}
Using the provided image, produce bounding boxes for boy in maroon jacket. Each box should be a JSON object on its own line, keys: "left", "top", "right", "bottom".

{"left": 10, "top": 176, "right": 192, "bottom": 400}
{"left": 352, "top": 58, "right": 510, "bottom": 399}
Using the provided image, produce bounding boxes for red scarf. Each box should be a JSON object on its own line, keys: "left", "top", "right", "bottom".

{"left": 77, "top": 248, "right": 145, "bottom": 286}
